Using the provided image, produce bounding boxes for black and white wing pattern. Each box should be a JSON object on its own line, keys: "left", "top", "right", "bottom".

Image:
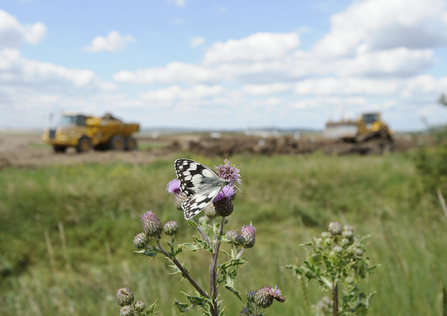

{"left": 174, "top": 158, "right": 229, "bottom": 220}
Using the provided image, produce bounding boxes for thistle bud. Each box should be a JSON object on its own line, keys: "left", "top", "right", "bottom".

{"left": 198, "top": 216, "right": 209, "bottom": 226}
{"left": 254, "top": 287, "right": 274, "bottom": 308}
{"left": 246, "top": 291, "right": 257, "bottom": 302}
{"left": 134, "top": 301, "right": 146, "bottom": 313}
{"left": 321, "top": 231, "right": 331, "bottom": 238}
{"left": 116, "top": 287, "right": 134, "bottom": 306}
{"left": 240, "top": 307, "right": 250, "bottom": 315}
{"left": 334, "top": 245, "right": 343, "bottom": 254}
{"left": 225, "top": 230, "right": 238, "bottom": 243}
{"left": 235, "top": 234, "right": 245, "bottom": 246}
{"left": 241, "top": 223, "right": 256, "bottom": 248}
{"left": 328, "top": 222, "right": 342, "bottom": 235}
{"left": 120, "top": 305, "right": 134, "bottom": 316}
{"left": 345, "top": 276, "right": 354, "bottom": 285}
{"left": 163, "top": 221, "right": 180, "bottom": 236}
{"left": 204, "top": 203, "right": 217, "bottom": 219}
{"left": 343, "top": 225, "right": 354, "bottom": 233}
{"left": 141, "top": 211, "right": 163, "bottom": 237}
{"left": 342, "top": 230, "right": 354, "bottom": 239}
{"left": 355, "top": 248, "right": 364, "bottom": 256}
{"left": 174, "top": 192, "right": 187, "bottom": 210}
{"left": 133, "top": 233, "right": 149, "bottom": 249}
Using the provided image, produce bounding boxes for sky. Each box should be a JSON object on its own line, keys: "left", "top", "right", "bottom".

{"left": 2, "top": 0, "right": 447, "bottom": 131}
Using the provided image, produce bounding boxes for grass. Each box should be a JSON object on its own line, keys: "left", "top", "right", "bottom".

{"left": 28, "top": 142, "right": 52, "bottom": 149}
{"left": 1, "top": 153, "right": 446, "bottom": 315}
{"left": 137, "top": 142, "right": 171, "bottom": 150}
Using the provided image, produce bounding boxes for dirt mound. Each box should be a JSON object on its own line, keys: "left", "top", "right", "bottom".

{"left": 175, "top": 135, "right": 415, "bottom": 157}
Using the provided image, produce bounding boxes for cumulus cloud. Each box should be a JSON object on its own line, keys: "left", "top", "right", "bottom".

{"left": 0, "top": 10, "right": 46, "bottom": 48}
{"left": 139, "top": 85, "right": 224, "bottom": 102}
{"left": 313, "top": 0, "right": 447, "bottom": 57}
{"left": 203, "top": 32, "right": 300, "bottom": 64}
{"left": 190, "top": 37, "right": 205, "bottom": 47}
{"left": 84, "top": 31, "right": 135, "bottom": 53}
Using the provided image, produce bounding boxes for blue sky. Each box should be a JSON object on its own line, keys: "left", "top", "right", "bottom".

{"left": 2, "top": 0, "right": 447, "bottom": 131}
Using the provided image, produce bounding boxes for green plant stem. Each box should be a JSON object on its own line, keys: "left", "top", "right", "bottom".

{"left": 196, "top": 225, "right": 212, "bottom": 248}
{"left": 209, "top": 216, "right": 226, "bottom": 316}
{"left": 155, "top": 240, "right": 209, "bottom": 299}
{"left": 332, "top": 282, "right": 338, "bottom": 316}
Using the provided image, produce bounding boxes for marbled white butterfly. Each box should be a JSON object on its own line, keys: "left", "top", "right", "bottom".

{"left": 174, "top": 158, "right": 230, "bottom": 220}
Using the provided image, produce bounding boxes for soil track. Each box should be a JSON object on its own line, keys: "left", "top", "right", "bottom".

{"left": 0, "top": 132, "right": 420, "bottom": 169}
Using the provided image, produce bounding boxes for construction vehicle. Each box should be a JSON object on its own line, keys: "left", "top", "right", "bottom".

{"left": 323, "top": 112, "right": 393, "bottom": 153}
{"left": 42, "top": 113, "right": 139, "bottom": 153}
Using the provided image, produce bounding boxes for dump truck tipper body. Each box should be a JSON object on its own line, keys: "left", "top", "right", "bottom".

{"left": 42, "top": 114, "right": 139, "bottom": 153}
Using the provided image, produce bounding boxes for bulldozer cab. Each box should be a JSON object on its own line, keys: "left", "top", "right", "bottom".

{"left": 361, "top": 113, "right": 380, "bottom": 125}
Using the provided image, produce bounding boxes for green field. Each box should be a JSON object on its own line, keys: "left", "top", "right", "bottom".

{"left": 1, "top": 153, "right": 446, "bottom": 315}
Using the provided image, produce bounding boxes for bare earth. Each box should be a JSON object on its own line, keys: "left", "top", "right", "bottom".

{"left": 0, "top": 132, "right": 420, "bottom": 169}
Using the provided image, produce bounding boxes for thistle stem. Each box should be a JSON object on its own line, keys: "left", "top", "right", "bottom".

{"left": 156, "top": 240, "right": 209, "bottom": 299}
{"left": 209, "top": 216, "right": 226, "bottom": 316}
{"left": 332, "top": 282, "right": 338, "bottom": 316}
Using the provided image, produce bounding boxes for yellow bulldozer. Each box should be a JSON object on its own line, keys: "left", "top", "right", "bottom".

{"left": 323, "top": 112, "right": 393, "bottom": 153}
{"left": 42, "top": 113, "right": 139, "bottom": 153}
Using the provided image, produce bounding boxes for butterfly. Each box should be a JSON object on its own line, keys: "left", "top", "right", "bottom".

{"left": 174, "top": 158, "right": 230, "bottom": 220}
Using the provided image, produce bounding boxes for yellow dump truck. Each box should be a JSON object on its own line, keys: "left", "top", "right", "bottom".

{"left": 42, "top": 113, "right": 139, "bottom": 153}
{"left": 323, "top": 112, "right": 392, "bottom": 142}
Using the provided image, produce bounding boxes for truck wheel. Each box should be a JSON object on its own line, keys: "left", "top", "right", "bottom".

{"left": 76, "top": 136, "right": 91, "bottom": 153}
{"left": 125, "top": 137, "right": 138, "bottom": 151}
{"left": 53, "top": 145, "right": 67, "bottom": 153}
{"left": 109, "top": 135, "right": 125, "bottom": 150}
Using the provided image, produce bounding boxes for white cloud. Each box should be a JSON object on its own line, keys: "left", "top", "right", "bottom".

{"left": 243, "top": 83, "right": 291, "bottom": 95}
{"left": 203, "top": 32, "right": 300, "bottom": 64}
{"left": 0, "top": 10, "right": 46, "bottom": 48}
{"left": 313, "top": 0, "right": 447, "bottom": 57}
{"left": 290, "top": 97, "right": 368, "bottom": 109}
{"left": 84, "top": 31, "right": 135, "bottom": 53}
{"left": 139, "top": 85, "right": 224, "bottom": 102}
{"left": 166, "top": 0, "right": 185, "bottom": 7}
{"left": 190, "top": 37, "right": 205, "bottom": 47}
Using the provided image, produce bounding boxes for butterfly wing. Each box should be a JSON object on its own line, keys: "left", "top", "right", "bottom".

{"left": 174, "top": 159, "right": 226, "bottom": 220}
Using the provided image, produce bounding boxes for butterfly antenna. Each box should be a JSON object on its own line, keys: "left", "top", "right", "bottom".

{"left": 235, "top": 185, "right": 244, "bottom": 195}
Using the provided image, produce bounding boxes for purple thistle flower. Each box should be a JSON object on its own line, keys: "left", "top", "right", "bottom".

{"left": 215, "top": 159, "right": 242, "bottom": 185}
{"left": 166, "top": 179, "right": 181, "bottom": 194}
{"left": 213, "top": 185, "right": 235, "bottom": 202}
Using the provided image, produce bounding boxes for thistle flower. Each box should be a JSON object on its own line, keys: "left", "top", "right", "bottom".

{"left": 328, "top": 222, "right": 342, "bottom": 235}
{"left": 254, "top": 286, "right": 286, "bottom": 308}
{"left": 134, "top": 301, "right": 146, "bottom": 313}
{"left": 215, "top": 159, "right": 242, "bottom": 185}
{"left": 133, "top": 232, "right": 149, "bottom": 249}
{"left": 141, "top": 211, "right": 163, "bottom": 237}
{"left": 240, "top": 307, "right": 250, "bottom": 315}
{"left": 213, "top": 185, "right": 235, "bottom": 217}
{"left": 116, "top": 287, "right": 134, "bottom": 306}
{"left": 120, "top": 305, "right": 135, "bottom": 316}
{"left": 241, "top": 223, "right": 256, "bottom": 248}
{"left": 163, "top": 221, "right": 180, "bottom": 236}
{"left": 166, "top": 179, "right": 187, "bottom": 210}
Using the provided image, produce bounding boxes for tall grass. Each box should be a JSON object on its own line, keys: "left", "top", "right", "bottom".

{"left": 0, "top": 153, "right": 446, "bottom": 315}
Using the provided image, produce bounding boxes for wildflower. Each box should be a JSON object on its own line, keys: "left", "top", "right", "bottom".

{"left": 133, "top": 232, "right": 149, "bottom": 249}
{"left": 321, "top": 231, "right": 331, "bottom": 238}
{"left": 355, "top": 248, "right": 364, "bottom": 256}
{"left": 134, "top": 301, "right": 146, "bottom": 313}
{"left": 342, "top": 230, "right": 354, "bottom": 239}
{"left": 241, "top": 223, "right": 256, "bottom": 248}
{"left": 120, "top": 305, "right": 135, "bottom": 316}
{"left": 240, "top": 307, "right": 250, "bottom": 315}
{"left": 116, "top": 287, "right": 134, "bottom": 306}
{"left": 213, "top": 185, "right": 235, "bottom": 217}
{"left": 341, "top": 238, "right": 351, "bottom": 247}
{"left": 246, "top": 291, "right": 257, "bottom": 302}
{"left": 163, "top": 221, "right": 180, "bottom": 236}
{"left": 254, "top": 286, "right": 286, "bottom": 308}
{"left": 328, "top": 222, "right": 342, "bottom": 235}
{"left": 215, "top": 159, "right": 242, "bottom": 185}
{"left": 166, "top": 179, "right": 187, "bottom": 210}
{"left": 141, "top": 211, "right": 163, "bottom": 237}
{"left": 333, "top": 245, "right": 343, "bottom": 254}
{"left": 343, "top": 225, "right": 354, "bottom": 233}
